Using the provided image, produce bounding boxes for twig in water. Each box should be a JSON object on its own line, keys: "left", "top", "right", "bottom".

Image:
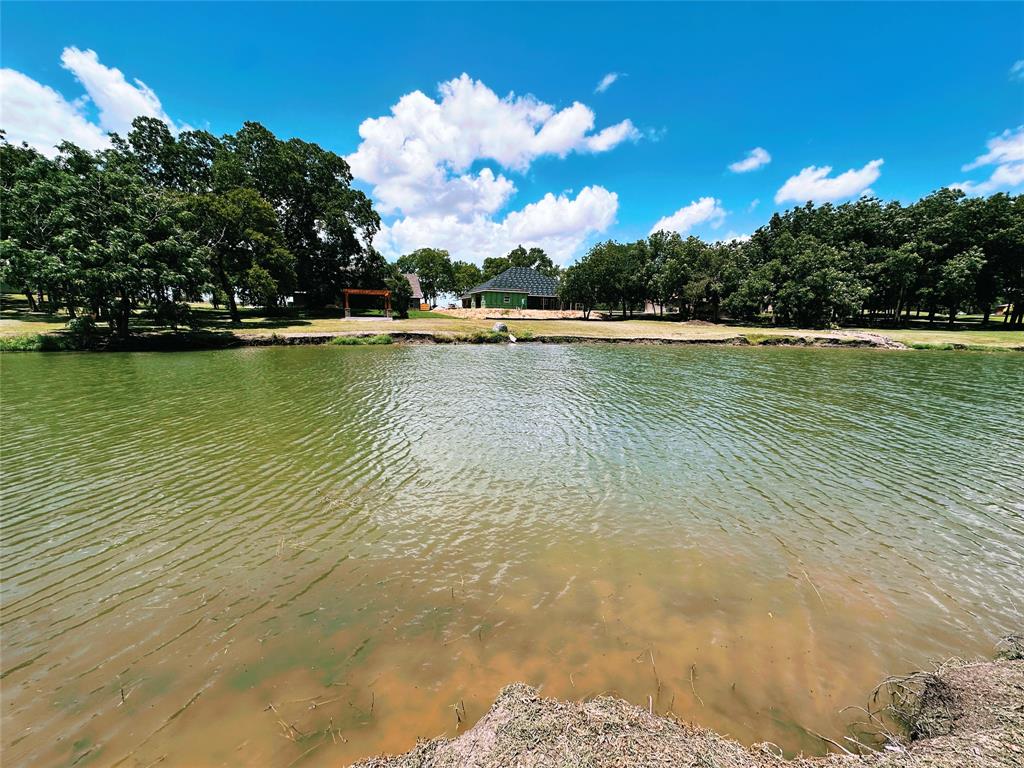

{"left": 285, "top": 735, "right": 325, "bottom": 768}
{"left": 452, "top": 699, "right": 467, "bottom": 728}
{"left": 808, "top": 728, "right": 855, "bottom": 756}
{"left": 800, "top": 566, "right": 827, "bottom": 610}
{"left": 309, "top": 697, "right": 339, "bottom": 710}
{"left": 649, "top": 649, "right": 662, "bottom": 698}
{"left": 689, "top": 664, "right": 704, "bottom": 707}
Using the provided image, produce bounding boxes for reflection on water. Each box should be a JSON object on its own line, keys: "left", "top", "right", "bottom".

{"left": 1, "top": 345, "right": 1022, "bottom": 766}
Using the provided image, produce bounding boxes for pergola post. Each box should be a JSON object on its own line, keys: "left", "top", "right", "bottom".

{"left": 344, "top": 290, "right": 351, "bottom": 318}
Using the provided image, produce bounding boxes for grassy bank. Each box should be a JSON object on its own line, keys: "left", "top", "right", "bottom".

{"left": 3, "top": 294, "right": 1023, "bottom": 352}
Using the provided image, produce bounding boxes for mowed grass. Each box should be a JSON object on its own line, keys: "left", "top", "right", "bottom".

{"left": 3, "top": 294, "right": 1022, "bottom": 350}
{"left": 862, "top": 326, "right": 1024, "bottom": 349}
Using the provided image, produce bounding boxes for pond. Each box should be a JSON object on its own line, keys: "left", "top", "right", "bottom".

{"left": 1, "top": 344, "right": 1022, "bottom": 766}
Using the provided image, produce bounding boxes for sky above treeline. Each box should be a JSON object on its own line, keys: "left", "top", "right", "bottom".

{"left": 2, "top": 2, "right": 1022, "bottom": 266}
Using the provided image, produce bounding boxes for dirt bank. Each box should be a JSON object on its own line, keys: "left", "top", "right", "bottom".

{"left": 353, "top": 641, "right": 1023, "bottom": 768}
{"left": 231, "top": 329, "right": 911, "bottom": 350}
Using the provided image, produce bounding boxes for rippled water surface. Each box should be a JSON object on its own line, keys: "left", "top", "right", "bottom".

{"left": 2, "top": 345, "right": 1022, "bottom": 767}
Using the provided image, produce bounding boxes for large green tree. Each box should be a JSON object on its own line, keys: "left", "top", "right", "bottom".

{"left": 396, "top": 248, "right": 454, "bottom": 306}
{"left": 212, "top": 122, "right": 381, "bottom": 306}
{"left": 505, "top": 245, "right": 560, "bottom": 277}
{"left": 192, "top": 188, "right": 296, "bottom": 322}
{"left": 937, "top": 247, "right": 985, "bottom": 327}
{"left": 452, "top": 260, "right": 484, "bottom": 297}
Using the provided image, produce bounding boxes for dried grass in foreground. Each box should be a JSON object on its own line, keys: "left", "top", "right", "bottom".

{"left": 352, "top": 640, "right": 1024, "bottom": 768}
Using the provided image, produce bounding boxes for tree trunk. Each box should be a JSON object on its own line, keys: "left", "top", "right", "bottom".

{"left": 226, "top": 290, "right": 240, "bottom": 324}
{"left": 947, "top": 306, "right": 956, "bottom": 328}
{"left": 216, "top": 256, "right": 241, "bottom": 324}
{"left": 24, "top": 290, "right": 37, "bottom": 312}
{"left": 116, "top": 289, "right": 131, "bottom": 339}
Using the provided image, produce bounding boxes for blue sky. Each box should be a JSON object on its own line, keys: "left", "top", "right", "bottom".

{"left": 2, "top": 2, "right": 1022, "bottom": 265}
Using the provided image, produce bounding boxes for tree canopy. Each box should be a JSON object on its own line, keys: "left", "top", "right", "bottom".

{"left": 395, "top": 248, "right": 454, "bottom": 306}
{"left": 560, "top": 192, "right": 1023, "bottom": 327}
{"left": 1, "top": 118, "right": 384, "bottom": 336}
{"left": 3, "top": 121, "right": 1021, "bottom": 332}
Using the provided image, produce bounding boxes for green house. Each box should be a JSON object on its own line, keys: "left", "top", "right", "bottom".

{"left": 461, "top": 267, "right": 561, "bottom": 310}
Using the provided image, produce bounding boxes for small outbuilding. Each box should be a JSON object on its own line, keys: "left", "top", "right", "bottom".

{"left": 461, "top": 267, "right": 560, "bottom": 310}
{"left": 404, "top": 273, "right": 428, "bottom": 311}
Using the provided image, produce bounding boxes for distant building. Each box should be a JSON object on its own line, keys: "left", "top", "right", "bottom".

{"left": 461, "top": 267, "right": 560, "bottom": 310}
{"left": 404, "top": 273, "right": 428, "bottom": 310}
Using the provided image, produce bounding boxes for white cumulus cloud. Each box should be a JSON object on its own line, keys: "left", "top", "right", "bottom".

{"left": 376, "top": 186, "right": 618, "bottom": 265}
{"left": 649, "top": 197, "right": 726, "bottom": 236}
{"left": 0, "top": 68, "right": 108, "bottom": 155}
{"left": 952, "top": 125, "right": 1024, "bottom": 195}
{"left": 59, "top": 47, "right": 178, "bottom": 135}
{"left": 350, "top": 74, "right": 636, "bottom": 263}
{"left": 0, "top": 47, "right": 180, "bottom": 157}
{"left": 720, "top": 232, "right": 751, "bottom": 243}
{"left": 774, "top": 159, "right": 883, "bottom": 204}
{"left": 594, "top": 73, "right": 620, "bottom": 93}
{"left": 348, "top": 73, "right": 638, "bottom": 219}
{"left": 728, "top": 147, "right": 771, "bottom": 173}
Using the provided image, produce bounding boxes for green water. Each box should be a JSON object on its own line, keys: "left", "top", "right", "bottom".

{"left": 1, "top": 345, "right": 1022, "bottom": 767}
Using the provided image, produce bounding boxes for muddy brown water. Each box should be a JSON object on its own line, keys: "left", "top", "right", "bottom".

{"left": 1, "top": 345, "right": 1021, "bottom": 766}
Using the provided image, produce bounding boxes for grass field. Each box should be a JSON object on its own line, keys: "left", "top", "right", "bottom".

{"left": 2, "top": 294, "right": 1022, "bottom": 350}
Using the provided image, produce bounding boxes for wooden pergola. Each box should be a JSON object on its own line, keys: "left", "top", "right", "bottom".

{"left": 342, "top": 288, "right": 391, "bottom": 319}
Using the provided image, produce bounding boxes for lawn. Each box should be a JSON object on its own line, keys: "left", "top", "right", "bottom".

{"left": 3, "top": 294, "right": 1022, "bottom": 350}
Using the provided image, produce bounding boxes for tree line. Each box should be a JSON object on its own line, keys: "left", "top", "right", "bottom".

{"left": 560, "top": 191, "right": 1023, "bottom": 327}
{"left": 1, "top": 118, "right": 401, "bottom": 336}
{"left": 3, "top": 118, "right": 1021, "bottom": 333}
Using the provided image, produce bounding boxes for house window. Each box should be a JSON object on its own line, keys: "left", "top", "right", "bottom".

{"left": 503, "top": 294, "right": 510, "bottom": 304}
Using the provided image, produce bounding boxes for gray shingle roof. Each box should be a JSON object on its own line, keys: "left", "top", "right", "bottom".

{"left": 403, "top": 273, "right": 423, "bottom": 299}
{"left": 464, "top": 267, "right": 558, "bottom": 297}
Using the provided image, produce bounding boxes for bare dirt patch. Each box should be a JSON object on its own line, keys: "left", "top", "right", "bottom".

{"left": 433, "top": 307, "right": 586, "bottom": 320}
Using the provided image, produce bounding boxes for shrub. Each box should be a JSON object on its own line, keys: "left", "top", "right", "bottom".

{"left": 0, "top": 333, "right": 79, "bottom": 352}
{"left": 332, "top": 334, "right": 393, "bottom": 346}
{"left": 0, "top": 334, "right": 43, "bottom": 351}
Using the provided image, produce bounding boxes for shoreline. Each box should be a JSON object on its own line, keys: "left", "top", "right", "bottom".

{"left": 2, "top": 327, "right": 1022, "bottom": 353}
{"left": 353, "top": 637, "right": 1024, "bottom": 768}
